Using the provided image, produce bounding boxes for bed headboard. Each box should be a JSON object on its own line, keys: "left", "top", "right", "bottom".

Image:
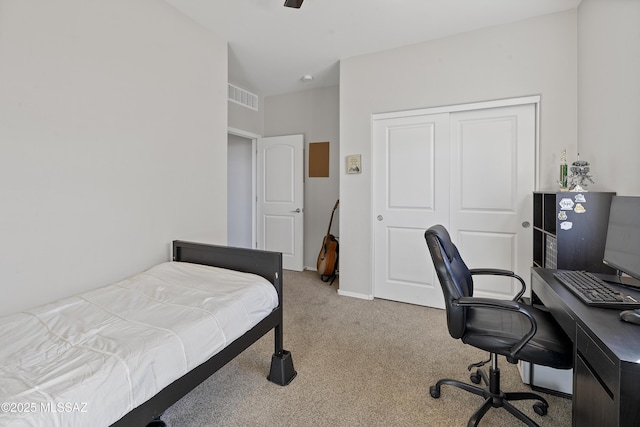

{"left": 172, "top": 241, "right": 283, "bottom": 294}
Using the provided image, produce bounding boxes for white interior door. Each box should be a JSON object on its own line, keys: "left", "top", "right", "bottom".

{"left": 372, "top": 99, "right": 537, "bottom": 307}
{"left": 449, "top": 104, "right": 535, "bottom": 299}
{"left": 373, "top": 113, "right": 449, "bottom": 308}
{"left": 257, "top": 134, "right": 304, "bottom": 271}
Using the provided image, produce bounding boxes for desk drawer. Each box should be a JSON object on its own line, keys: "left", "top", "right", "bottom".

{"left": 574, "top": 354, "right": 617, "bottom": 426}
{"left": 576, "top": 325, "right": 617, "bottom": 396}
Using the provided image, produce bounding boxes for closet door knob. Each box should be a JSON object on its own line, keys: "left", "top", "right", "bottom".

{"left": 377, "top": 215, "right": 384, "bottom": 221}
{"left": 522, "top": 221, "right": 531, "bottom": 228}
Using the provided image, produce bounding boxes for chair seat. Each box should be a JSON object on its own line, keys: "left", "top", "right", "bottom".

{"left": 463, "top": 304, "right": 573, "bottom": 369}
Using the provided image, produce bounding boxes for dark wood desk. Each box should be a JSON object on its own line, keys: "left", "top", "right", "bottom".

{"left": 531, "top": 268, "right": 640, "bottom": 427}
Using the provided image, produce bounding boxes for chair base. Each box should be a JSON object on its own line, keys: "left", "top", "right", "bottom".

{"left": 430, "top": 355, "right": 549, "bottom": 427}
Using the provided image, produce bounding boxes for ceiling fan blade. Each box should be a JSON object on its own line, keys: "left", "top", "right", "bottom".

{"left": 284, "top": 0, "right": 303, "bottom": 8}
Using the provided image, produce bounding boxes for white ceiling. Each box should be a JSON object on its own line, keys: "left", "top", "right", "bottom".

{"left": 165, "top": 0, "right": 581, "bottom": 97}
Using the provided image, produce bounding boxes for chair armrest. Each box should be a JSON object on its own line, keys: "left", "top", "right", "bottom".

{"left": 455, "top": 296, "right": 537, "bottom": 360}
{"left": 456, "top": 296, "right": 521, "bottom": 310}
{"left": 469, "top": 268, "right": 526, "bottom": 302}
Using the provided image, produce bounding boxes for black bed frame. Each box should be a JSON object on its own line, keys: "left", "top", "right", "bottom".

{"left": 110, "top": 241, "right": 296, "bottom": 427}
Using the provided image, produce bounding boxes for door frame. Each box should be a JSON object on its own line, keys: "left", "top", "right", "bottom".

{"left": 228, "top": 127, "right": 261, "bottom": 249}
{"left": 370, "top": 95, "right": 541, "bottom": 299}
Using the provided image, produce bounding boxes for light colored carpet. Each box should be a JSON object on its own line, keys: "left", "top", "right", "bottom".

{"left": 162, "top": 270, "right": 572, "bottom": 426}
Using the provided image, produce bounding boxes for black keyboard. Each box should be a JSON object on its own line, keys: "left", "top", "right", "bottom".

{"left": 554, "top": 270, "right": 640, "bottom": 309}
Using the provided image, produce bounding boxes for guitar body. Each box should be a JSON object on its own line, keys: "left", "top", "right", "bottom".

{"left": 317, "top": 200, "right": 339, "bottom": 283}
{"left": 317, "top": 233, "right": 338, "bottom": 277}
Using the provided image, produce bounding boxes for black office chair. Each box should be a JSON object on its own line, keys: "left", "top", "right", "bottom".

{"left": 424, "top": 225, "right": 573, "bottom": 427}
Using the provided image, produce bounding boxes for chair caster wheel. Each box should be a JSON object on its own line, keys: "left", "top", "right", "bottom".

{"left": 533, "top": 402, "right": 548, "bottom": 416}
{"left": 429, "top": 385, "right": 441, "bottom": 398}
{"left": 470, "top": 372, "right": 481, "bottom": 384}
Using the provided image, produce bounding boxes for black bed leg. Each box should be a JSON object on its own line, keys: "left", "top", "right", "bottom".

{"left": 269, "top": 315, "right": 296, "bottom": 385}
{"left": 268, "top": 350, "right": 297, "bottom": 386}
{"left": 146, "top": 415, "right": 167, "bottom": 427}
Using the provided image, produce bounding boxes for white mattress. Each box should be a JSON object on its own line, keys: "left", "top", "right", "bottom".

{"left": 0, "top": 261, "right": 279, "bottom": 427}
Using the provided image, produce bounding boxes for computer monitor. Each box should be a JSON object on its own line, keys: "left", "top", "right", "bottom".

{"left": 603, "top": 196, "right": 640, "bottom": 287}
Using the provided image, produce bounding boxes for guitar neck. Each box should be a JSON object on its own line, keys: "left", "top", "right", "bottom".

{"left": 325, "top": 200, "right": 339, "bottom": 236}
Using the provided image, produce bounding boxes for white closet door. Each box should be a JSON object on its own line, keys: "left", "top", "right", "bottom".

{"left": 449, "top": 104, "right": 535, "bottom": 299}
{"left": 372, "top": 101, "right": 536, "bottom": 307}
{"left": 372, "top": 113, "right": 449, "bottom": 308}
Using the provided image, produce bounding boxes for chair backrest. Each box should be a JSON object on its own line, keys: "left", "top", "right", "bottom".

{"left": 424, "top": 225, "right": 474, "bottom": 339}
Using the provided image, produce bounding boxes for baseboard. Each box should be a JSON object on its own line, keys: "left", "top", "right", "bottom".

{"left": 337, "top": 289, "right": 374, "bottom": 300}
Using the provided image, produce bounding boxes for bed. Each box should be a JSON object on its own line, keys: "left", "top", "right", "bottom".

{"left": 0, "top": 241, "right": 296, "bottom": 427}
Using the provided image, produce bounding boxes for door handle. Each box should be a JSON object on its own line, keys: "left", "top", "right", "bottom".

{"left": 292, "top": 208, "right": 302, "bottom": 213}
{"left": 522, "top": 221, "right": 530, "bottom": 228}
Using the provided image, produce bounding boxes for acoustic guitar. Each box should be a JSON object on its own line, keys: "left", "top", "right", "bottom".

{"left": 317, "top": 199, "right": 339, "bottom": 283}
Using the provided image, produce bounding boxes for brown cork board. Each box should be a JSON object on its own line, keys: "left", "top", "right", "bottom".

{"left": 309, "top": 141, "right": 330, "bottom": 177}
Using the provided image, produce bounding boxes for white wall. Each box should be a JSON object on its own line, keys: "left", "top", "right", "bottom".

{"left": 577, "top": 0, "right": 640, "bottom": 196}
{"left": 339, "top": 11, "right": 578, "bottom": 298}
{"left": 264, "top": 86, "right": 340, "bottom": 269}
{"left": 229, "top": 99, "right": 264, "bottom": 137}
{"left": 0, "top": 0, "right": 228, "bottom": 315}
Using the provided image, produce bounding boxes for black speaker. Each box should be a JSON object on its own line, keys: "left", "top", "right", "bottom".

{"left": 284, "top": 0, "right": 303, "bottom": 8}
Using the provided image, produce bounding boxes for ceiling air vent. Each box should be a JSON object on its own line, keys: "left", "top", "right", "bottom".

{"left": 228, "top": 83, "right": 258, "bottom": 111}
